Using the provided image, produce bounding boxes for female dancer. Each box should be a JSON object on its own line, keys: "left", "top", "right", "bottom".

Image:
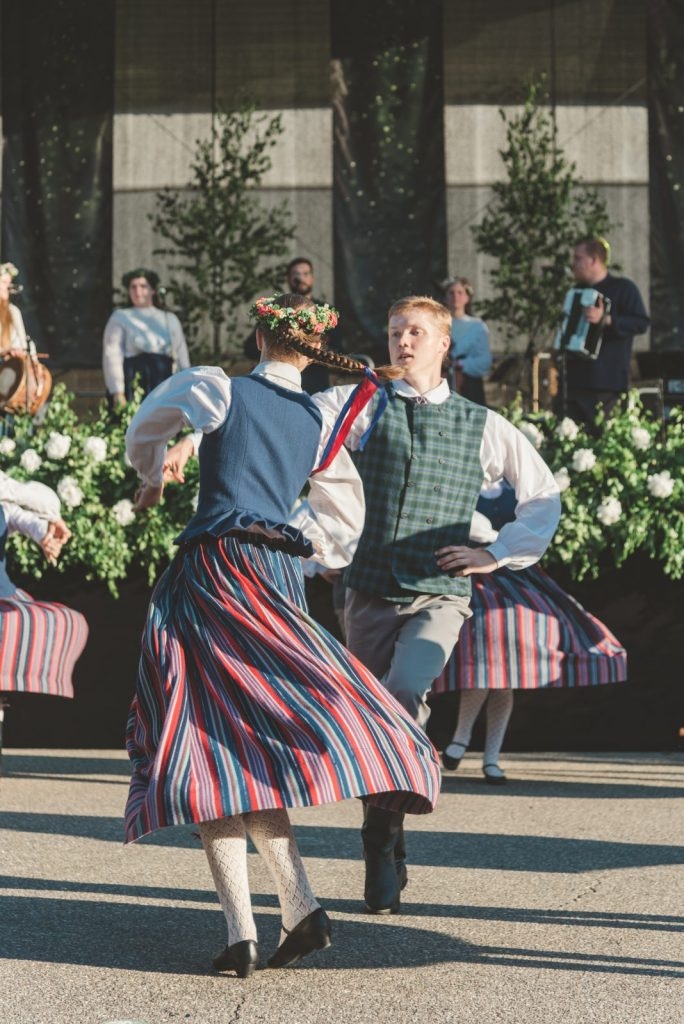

{"left": 125, "top": 294, "right": 440, "bottom": 977}
{"left": 437, "top": 482, "right": 627, "bottom": 783}
{"left": 102, "top": 267, "right": 190, "bottom": 405}
{"left": 0, "top": 472, "right": 88, "bottom": 762}
{"left": 444, "top": 276, "right": 492, "bottom": 406}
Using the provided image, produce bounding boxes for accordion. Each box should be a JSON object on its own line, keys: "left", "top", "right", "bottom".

{"left": 552, "top": 287, "right": 611, "bottom": 360}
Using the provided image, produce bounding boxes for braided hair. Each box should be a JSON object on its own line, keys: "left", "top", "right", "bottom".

{"left": 250, "top": 293, "right": 403, "bottom": 382}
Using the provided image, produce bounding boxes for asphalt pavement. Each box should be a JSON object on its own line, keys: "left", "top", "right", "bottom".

{"left": 1, "top": 749, "right": 682, "bottom": 1024}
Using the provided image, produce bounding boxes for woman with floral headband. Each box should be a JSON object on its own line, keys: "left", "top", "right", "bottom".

{"left": 123, "top": 293, "right": 440, "bottom": 978}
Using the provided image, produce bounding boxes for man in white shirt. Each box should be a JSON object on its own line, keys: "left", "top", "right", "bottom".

{"left": 312, "top": 295, "right": 560, "bottom": 915}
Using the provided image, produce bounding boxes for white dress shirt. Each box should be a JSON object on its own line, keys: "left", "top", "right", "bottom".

{"left": 125, "top": 363, "right": 365, "bottom": 568}
{"left": 312, "top": 378, "right": 561, "bottom": 569}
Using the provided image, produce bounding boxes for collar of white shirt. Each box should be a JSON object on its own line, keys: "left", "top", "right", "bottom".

{"left": 252, "top": 360, "right": 302, "bottom": 392}
{"left": 392, "top": 378, "right": 450, "bottom": 405}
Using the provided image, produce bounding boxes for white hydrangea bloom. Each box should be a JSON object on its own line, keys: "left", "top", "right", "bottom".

{"left": 519, "top": 421, "right": 543, "bottom": 449}
{"left": 83, "top": 436, "right": 108, "bottom": 463}
{"left": 647, "top": 470, "right": 674, "bottom": 499}
{"left": 557, "top": 417, "right": 579, "bottom": 440}
{"left": 57, "top": 475, "right": 84, "bottom": 508}
{"left": 553, "top": 467, "right": 571, "bottom": 493}
{"left": 46, "top": 431, "right": 72, "bottom": 460}
{"left": 631, "top": 426, "right": 651, "bottom": 451}
{"left": 20, "top": 448, "right": 42, "bottom": 473}
{"left": 571, "top": 448, "right": 597, "bottom": 472}
{"left": 0, "top": 437, "right": 16, "bottom": 455}
{"left": 112, "top": 498, "right": 136, "bottom": 526}
{"left": 597, "top": 496, "right": 622, "bottom": 526}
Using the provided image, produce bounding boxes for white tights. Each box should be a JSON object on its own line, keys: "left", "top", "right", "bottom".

{"left": 447, "top": 690, "right": 514, "bottom": 766}
{"left": 199, "top": 808, "right": 320, "bottom": 947}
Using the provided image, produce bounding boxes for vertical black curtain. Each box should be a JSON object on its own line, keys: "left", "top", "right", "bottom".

{"left": 649, "top": 0, "right": 684, "bottom": 351}
{"left": 331, "top": 0, "right": 446, "bottom": 358}
{"left": 1, "top": 0, "right": 114, "bottom": 366}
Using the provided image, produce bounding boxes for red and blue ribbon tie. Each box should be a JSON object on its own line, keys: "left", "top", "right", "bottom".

{"left": 312, "top": 369, "right": 387, "bottom": 474}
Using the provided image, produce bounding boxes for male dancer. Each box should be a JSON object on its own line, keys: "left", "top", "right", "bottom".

{"left": 312, "top": 295, "right": 561, "bottom": 914}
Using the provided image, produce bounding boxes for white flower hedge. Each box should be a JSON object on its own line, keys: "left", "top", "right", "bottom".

{"left": 1, "top": 384, "right": 198, "bottom": 595}
{"left": 1, "top": 384, "right": 683, "bottom": 594}
{"left": 506, "top": 393, "right": 684, "bottom": 580}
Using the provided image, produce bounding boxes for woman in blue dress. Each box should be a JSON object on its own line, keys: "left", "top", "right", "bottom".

{"left": 444, "top": 276, "right": 492, "bottom": 406}
{"left": 125, "top": 294, "right": 440, "bottom": 978}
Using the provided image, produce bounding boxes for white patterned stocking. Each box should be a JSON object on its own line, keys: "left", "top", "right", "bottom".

{"left": 483, "top": 690, "right": 514, "bottom": 767}
{"left": 198, "top": 815, "right": 257, "bottom": 947}
{"left": 244, "top": 808, "right": 320, "bottom": 937}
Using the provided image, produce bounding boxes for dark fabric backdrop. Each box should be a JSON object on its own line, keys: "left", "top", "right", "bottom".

{"left": 331, "top": 0, "right": 447, "bottom": 360}
{"left": 1, "top": 0, "right": 114, "bottom": 367}
{"left": 649, "top": 0, "right": 684, "bottom": 351}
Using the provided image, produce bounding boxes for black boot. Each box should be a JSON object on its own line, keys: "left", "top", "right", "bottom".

{"left": 361, "top": 805, "right": 406, "bottom": 914}
{"left": 394, "top": 820, "right": 408, "bottom": 893}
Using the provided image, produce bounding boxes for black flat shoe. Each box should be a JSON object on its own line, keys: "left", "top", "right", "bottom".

{"left": 482, "top": 763, "right": 507, "bottom": 786}
{"left": 441, "top": 742, "right": 466, "bottom": 771}
{"left": 267, "top": 908, "right": 332, "bottom": 969}
{"left": 212, "top": 939, "right": 259, "bottom": 978}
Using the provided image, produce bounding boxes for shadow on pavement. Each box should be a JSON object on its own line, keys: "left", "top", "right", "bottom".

{"left": 2, "top": 753, "right": 130, "bottom": 777}
{"left": 2, "top": 875, "right": 682, "bottom": 935}
{"left": 0, "top": 895, "right": 682, "bottom": 978}
{"left": 1, "top": 813, "right": 682, "bottom": 873}
{"left": 438, "top": 775, "right": 684, "bottom": 800}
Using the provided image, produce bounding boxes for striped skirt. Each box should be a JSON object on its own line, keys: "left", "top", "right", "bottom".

{"left": 0, "top": 589, "right": 88, "bottom": 697}
{"left": 125, "top": 535, "right": 440, "bottom": 842}
{"left": 434, "top": 565, "right": 627, "bottom": 692}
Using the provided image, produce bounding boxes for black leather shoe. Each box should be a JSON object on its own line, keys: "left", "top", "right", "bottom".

{"left": 441, "top": 742, "right": 466, "bottom": 771}
{"left": 482, "top": 763, "right": 507, "bottom": 786}
{"left": 267, "top": 908, "right": 332, "bottom": 968}
{"left": 212, "top": 939, "right": 259, "bottom": 978}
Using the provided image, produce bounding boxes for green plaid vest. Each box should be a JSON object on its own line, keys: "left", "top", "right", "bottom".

{"left": 344, "top": 387, "right": 487, "bottom": 601}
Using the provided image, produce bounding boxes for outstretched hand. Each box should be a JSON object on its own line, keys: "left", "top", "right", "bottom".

{"left": 163, "top": 436, "right": 195, "bottom": 484}
{"left": 133, "top": 482, "right": 164, "bottom": 511}
{"left": 435, "top": 546, "right": 498, "bottom": 577}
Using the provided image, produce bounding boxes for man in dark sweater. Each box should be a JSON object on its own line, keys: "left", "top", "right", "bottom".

{"left": 563, "top": 236, "right": 650, "bottom": 428}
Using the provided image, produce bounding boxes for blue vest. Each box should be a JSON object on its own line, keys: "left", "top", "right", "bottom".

{"left": 177, "top": 375, "right": 322, "bottom": 554}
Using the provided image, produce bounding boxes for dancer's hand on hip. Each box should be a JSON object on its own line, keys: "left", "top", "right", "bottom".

{"left": 435, "top": 546, "right": 498, "bottom": 577}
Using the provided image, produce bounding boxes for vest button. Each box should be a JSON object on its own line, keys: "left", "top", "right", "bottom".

{"left": 406, "top": 481, "right": 413, "bottom": 487}
{"left": 438, "top": 458, "right": 445, "bottom": 464}
{"left": 400, "top": 512, "right": 408, "bottom": 518}
{"left": 433, "top": 485, "right": 440, "bottom": 492}
{"left": 426, "top": 517, "right": 433, "bottom": 523}
{"left": 438, "top": 430, "right": 445, "bottom": 436}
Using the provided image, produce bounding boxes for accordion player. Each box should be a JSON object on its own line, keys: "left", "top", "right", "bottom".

{"left": 552, "top": 287, "right": 611, "bottom": 360}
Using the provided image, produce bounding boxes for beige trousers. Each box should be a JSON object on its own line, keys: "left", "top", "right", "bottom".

{"left": 344, "top": 588, "right": 471, "bottom": 728}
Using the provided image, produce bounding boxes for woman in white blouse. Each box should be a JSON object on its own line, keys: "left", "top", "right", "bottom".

{"left": 102, "top": 268, "right": 190, "bottom": 406}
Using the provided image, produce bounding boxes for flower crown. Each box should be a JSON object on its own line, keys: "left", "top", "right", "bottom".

{"left": 0, "top": 262, "right": 19, "bottom": 279}
{"left": 250, "top": 296, "right": 339, "bottom": 336}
